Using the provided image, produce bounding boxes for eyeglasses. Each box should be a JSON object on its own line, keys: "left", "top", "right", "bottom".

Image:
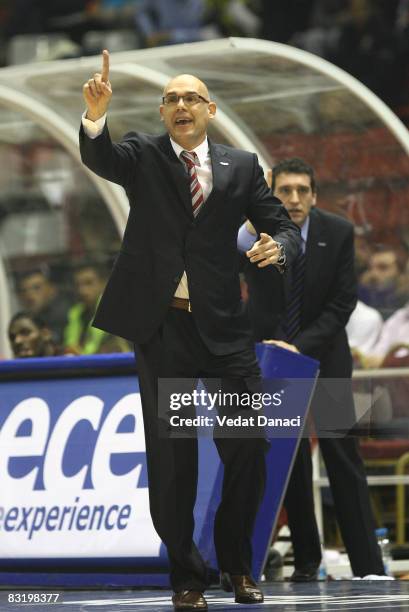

{"left": 162, "top": 93, "right": 209, "bottom": 106}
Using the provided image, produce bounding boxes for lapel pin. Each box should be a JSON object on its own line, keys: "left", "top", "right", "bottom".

{"left": 318, "top": 242, "right": 327, "bottom": 247}
{"left": 220, "top": 161, "right": 229, "bottom": 166}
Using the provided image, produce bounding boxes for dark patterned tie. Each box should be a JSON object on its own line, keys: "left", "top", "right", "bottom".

{"left": 180, "top": 150, "right": 204, "bottom": 216}
{"left": 283, "top": 248, "right": 306, "bottom": 341}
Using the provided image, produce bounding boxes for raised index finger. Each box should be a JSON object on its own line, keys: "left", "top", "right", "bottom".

{"left": 101, "top": 49, "right": 110, "bottom": 83}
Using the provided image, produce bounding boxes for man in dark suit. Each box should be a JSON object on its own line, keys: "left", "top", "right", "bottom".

{"left": 242, "top": 158, "right": 384, "bottom": 580}
{"left": 79, "top": 51, "right": 300, "bottom": 609}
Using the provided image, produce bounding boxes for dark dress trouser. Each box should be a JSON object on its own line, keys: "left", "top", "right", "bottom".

{"left": 135, "top": 307, "right": 268, "bottom": 592}
{"left": 285, "top": 380, "right": 384, "bottom": 577}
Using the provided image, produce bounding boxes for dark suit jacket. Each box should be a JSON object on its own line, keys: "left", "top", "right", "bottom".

{"left": 245, "top": 207, "right": 357, "bottom": 378}
{"left": 79, "top": 125, "right": 300, "bottom": 354}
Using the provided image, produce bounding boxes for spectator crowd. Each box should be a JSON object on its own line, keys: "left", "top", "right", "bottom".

{"left": 8, "top": 220, "right": 409, "bottom": 363}
{"left": 8, "top": 261, "right": 131, "bottom": 358}
{"left": 0, "top": 0, "right": 407, "bottom": 107}
{"left": 349, "top": 242, "right": 409, "bottom": 369}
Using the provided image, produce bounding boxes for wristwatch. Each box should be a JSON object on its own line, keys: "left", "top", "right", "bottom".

{"left": 275, "top": 242, "right": 286, "bottom": 273}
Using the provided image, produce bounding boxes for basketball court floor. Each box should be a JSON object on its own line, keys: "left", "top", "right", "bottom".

{"left": 2, "top": 582, "right": 409, "bottom": 611}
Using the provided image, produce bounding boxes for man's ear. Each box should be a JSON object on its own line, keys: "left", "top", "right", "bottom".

{"left": 159, "top": 105, "right": 164, "bottom": 121}
{"left": 208, "top": 102, "right": 217, "bottom": 119}
{"left": 312, "top": 191, "right": 317, "bottom": 207}
{"left": 266, "top": 169, "right": 272, "bottom": 189}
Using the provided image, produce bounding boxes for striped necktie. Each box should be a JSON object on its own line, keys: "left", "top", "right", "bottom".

{"left": 180, "top": 150, "right": 204, "bottom": 216}
{"left": 283, "top": 248, "right": 306, "bottom": 341}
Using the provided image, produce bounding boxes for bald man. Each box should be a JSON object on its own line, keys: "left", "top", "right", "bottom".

{"left": 80, "top": 51, "right": 300, "bottom": 610}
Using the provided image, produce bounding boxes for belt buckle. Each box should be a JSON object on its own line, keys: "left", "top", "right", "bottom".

{"left": 188, "top": 300, "right": 192, "bottom": 313}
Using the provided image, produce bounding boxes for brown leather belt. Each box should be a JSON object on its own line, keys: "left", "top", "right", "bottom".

{"left": 171, "top": 297, "right": 192, "bottom": 312}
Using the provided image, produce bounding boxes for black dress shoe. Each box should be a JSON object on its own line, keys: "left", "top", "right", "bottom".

{"left": 290, "top": 564, "right": 319, "bottom": 582}
{"left": 172, "top": 590, "right": 207, "bottom": 610}
{"left": 220, "top": 572, "right": 264, "bottom": 604}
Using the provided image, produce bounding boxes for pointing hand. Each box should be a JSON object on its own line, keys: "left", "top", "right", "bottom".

{"left": 82, "top": 49, "right": 112, "bottom": 122}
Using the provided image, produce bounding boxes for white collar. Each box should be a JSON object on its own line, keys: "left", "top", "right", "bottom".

{"left": 170, "top": 136, "right": 209, "bottom": 167}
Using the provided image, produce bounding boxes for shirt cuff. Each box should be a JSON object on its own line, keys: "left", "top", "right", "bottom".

{"left": 81, "top": 111, "right": 106, "bottom": 139}
{"left": 237, "top": 223, "right": 257, "bottom": 252}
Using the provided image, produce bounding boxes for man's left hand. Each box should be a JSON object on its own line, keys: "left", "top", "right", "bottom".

{"left": 246, "top": 233, "right": 282, "bottom": 268}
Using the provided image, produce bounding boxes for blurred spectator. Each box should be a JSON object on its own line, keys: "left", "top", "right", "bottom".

{"left": 260, "top": 0, "right": 315, "bottom": 44}
{"left": 260, "top": 0, "right": 405, "bottom": 107}
{"left": 396, "top": 0, "right": 409, "bottom": 37}
{"left": 358, "top": 246, "right": 408, "bottom": 319}
{"left": 64, "top": 261, "right": 129, "bottom": 354}
{"left": 346, "top": 299, "right": 383, "bottom": 355}
{"left": 17, "top": 268, "right": 70, "bottom": 346}
{"left": 74, "top": 0, "right": 142, "bottom": 55}
{"left": 397, "top": 0, "right": 409, "bottom": 30}
{"left": 396, "top": 0, "right": 409, "bottom": 105}
{"left": 363, "top": 300, "right": 409, "bottom": 368}
{"left": 327, "top": 0, "right": 400, "bottom": 104}
{"left": 207, "top": 0, "right": 260, "bottom": 37}
{"left": 90, "top": 0, "right": 140, "bottom": 29}
{"left": 309, "top": 0, "right": 348, "bottom": 27}
{"left": 8, "top": 311, "right": 60, "bottom": 358}
{"left": 290, "top": 0, "right": 347, "bottom": 57}
{"left": 3, "top": 0, "right": 139, "bottom": 56}
{"left": 134, "top": 0, "right": 219, "bottom": 47}
{"left": 5, "top": 1, "right": 89, "bottom": 41}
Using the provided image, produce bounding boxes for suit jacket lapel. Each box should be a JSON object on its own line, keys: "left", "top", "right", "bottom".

{"left": 158, "top": 134, "right": 193, "bottom": 218}
{"left": 304, "top": 209, "right": 326, "bottom": 305}
{"left": 195, "top": 141, "right": 232, "bottom": 222}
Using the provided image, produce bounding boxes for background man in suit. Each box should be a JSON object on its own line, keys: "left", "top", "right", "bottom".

{"left": 241, "top": 158, "right": 384, "bottom": 581}
{"left": 79, "top": 51, "right": 300, "bottom": 609}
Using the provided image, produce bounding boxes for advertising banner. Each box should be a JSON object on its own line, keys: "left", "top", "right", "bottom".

{"left": 0, "top": 347, "right": 319, "bottom": 585}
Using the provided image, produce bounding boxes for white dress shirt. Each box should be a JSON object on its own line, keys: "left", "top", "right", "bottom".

{"left": 346, "top": 300, "right": 383, "bottom": 353}
{"left": 169, "top": 136, "right": 212, "bottom": 298}
{"left": 81, "top": 113, "right": 213, "bottom": 299}
{"left": 370, "top": 302, "right": 409, "bottom": 358}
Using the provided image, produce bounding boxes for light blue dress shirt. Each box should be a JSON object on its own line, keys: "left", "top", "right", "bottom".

{"left": 237, "top": 215, "right": 310, "bottom": 254}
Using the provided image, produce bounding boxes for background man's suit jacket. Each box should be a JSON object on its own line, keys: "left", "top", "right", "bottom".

{"left": 79, "top": 125, "right": 300, "bottom": 353}
{"left": 245, "top": 207, "right": 357, "bottom": 378}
